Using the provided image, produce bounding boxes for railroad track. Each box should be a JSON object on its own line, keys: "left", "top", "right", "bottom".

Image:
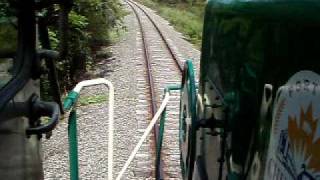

{"left": 126, "top": 0, "right": 184, "bottom": 179}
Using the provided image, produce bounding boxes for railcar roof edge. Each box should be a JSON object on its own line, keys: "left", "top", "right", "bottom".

{"left": 206, "top": 0, "right": 320, "bottom": 23}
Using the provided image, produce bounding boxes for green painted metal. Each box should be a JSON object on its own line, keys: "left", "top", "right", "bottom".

{"left": 199, "top": 0, "right": 320, "bottom": 179}
{"left": 156, "top": 84, "right": 181, "bottom": 178}
{"left": 63, "top": 91, "right": 79, "bottom": 111}
{"left": 156, "top": 99, "right": 167, "bottom": 179}
{"left": 63, "top": 91, "right": 80, "bottom": 180}
{"left": 179, "top": 60, "right": 197, "bottom": 180}
{"left": 156, "top": 105, "right": 166, "bottom": 178}
{"left": 68, "top": 110, "right": 79, "bottom": 180}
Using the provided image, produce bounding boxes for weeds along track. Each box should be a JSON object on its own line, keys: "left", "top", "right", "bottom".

{"left": 126, "top": 0, "right": 184, "bottom": 179}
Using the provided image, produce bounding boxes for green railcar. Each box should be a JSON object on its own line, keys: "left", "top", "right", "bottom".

{"left": 179, "top": 0, "right": 320, "bottom": 179}
{"left": 1, "top": 0, "right": 320, "bottom": 179}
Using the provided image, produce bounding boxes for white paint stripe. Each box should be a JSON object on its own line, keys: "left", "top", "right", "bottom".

{"left": 116, "top": 92, "right": 170, "bottom": 180}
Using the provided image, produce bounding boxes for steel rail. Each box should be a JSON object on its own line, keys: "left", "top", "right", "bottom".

{"left": 127, "top": 0, "right": 183, "bottom": 73}
{"left": 126, "top": 1, "right": 165, "bottom": 179}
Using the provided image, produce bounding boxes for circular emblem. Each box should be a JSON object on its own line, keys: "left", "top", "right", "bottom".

{"left": 264, "top": 71, "right": 320, "bottom": 180}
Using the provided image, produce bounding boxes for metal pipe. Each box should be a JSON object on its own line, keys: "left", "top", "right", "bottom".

{"left": 155, "top": 85, "right": 181, "bottom": 177}
{"left": 116, "top": 92, "right": 170, "bottom": 180}
{"left": 68, "top": 110, "right": 78, "bottom": 180}
{"left": 71, "top": 78, "right": 114, "bottom": 180}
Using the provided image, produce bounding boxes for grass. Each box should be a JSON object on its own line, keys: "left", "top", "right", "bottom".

{"left": 109, "top": 24, "right": 128, "bottom": 44}
{"left": 139, "top": 0, "right": 205, "bottom": 48}
{"left": 78, "top": 94, "right": 108, "bottom": 106}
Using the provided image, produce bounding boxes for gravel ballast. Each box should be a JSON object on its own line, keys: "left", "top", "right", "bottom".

{"left": 42, "top": 1, "right": 200, "bottom": 179}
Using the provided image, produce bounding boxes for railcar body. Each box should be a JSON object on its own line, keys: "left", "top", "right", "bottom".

{"left": 1, "top": 0, "right": 320, "bottom": 179}
{"left": 180, "top": 0, "right": 320, "bottom": 179}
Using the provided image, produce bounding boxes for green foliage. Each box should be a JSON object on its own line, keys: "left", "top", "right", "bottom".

{"left": 0, "top": 2, "right": 10, "bottom": 19}
{"left": 48, "top": 30, "right": 59, "bottom": 50}
{"left": 78, "top": 94, "right": 108, "bottom": 106}
{"left": 45, "top": 0, "right": 125, "bottom": 89}
{"left": 73, "top": 0, "right": 126, "bottom": 45}
{"left": 0, "top": 23, "right": 17, "bottom": 54}
{"left": 140, "top": 0, "right": 205, "bottom": 48}
{"left": 0, "top": 2, "right": 17, "bottom": 54}
{"left": 69, "top": 11, "right": 89, "bottom": 31}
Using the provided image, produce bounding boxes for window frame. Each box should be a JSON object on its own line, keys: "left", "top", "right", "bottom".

{"left": 0, "top": 1, "right": 36, "bottom": 111}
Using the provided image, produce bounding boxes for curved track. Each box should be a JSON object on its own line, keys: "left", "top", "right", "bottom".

{"left": 127, "top": 0, "right": 183, "bottom": 73}
{"left": 126, "top": 0, "right": 184, "bottom": 179}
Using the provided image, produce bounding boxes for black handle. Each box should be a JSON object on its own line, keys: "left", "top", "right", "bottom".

{"left": 26, "top": 96, "right": 60, "bottom": 138}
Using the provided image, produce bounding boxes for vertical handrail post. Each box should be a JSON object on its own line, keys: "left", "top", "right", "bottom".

{"left": 68, "top": 110, "right": 79, "bottom": 180}
{"left": 64, "top": 78, "right": 114, "bottom": 180}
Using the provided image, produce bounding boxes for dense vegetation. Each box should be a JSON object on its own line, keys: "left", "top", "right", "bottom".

{"left": 48, "top": 0, "right": 126, "bottom": 90}
{"left": 0, "top": 3, "right": 16, "bottom": 54}
{"left": 1, "top": 0, "right": 203, "bottom": 96}
{"left": 139, "top": 0, "right": 205, "bottom": 48}
{"left": 1, "top": 0, "right": 125, "bottom": 96}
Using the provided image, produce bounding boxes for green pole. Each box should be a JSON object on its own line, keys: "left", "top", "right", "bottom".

{"left": 156, "top": 107, "right": 166, "bottom": 178}
{"left": 156, "top": 85, "right": 181, "bottom": 178}
{"left": 68, "top": 110, "right": 79, "bottom": 180}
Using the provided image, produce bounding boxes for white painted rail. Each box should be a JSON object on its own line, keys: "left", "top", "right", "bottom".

{"left": 73, "top": 79, "right": 171, "bottom": 180}
{"left": 116, "top": 92, "right": 170, "bottom": 180}
{"left": 73, "top": 78, "right": 114, "bottom": 180}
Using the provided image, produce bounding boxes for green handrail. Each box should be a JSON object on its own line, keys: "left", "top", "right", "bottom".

{"left": 63, "top": 91, "right": 80, "bottom": 180}
{"left": 68, "top": 110, "right": 79, "bottom": 180}
{"left": 63, "top": 78, "right": 115, "bottom": 180}
{"left": 155, "top": 60, "right": 198, "bottom": 180}
{"left": 156, "top": 85, "right": 181, "bottom": 178}
{"left": 184, "top": 60, "right": 197, "bottom": 180}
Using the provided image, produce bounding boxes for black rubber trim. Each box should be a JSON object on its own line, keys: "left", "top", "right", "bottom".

{"left": 0, "top": 1, "right": 35, "bottom": 111}
{"left": 26, "top": 95, "right": 60, "bottom": 136}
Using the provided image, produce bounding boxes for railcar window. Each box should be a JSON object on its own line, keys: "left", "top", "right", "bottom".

{"left": 0, "top": 1, "right": 17, "bottom": 89}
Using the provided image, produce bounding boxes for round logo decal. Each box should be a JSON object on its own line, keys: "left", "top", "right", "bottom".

{"left": 264, "top": 71, "right": 320, "bottom": 180}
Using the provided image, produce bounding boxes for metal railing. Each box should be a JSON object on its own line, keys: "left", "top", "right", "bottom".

{"left": 64, "top": 78, "right": 114, "bottom": 180}
{"left": 63, "top": 78, "right": 182, "bottom": 180}
{"left": 116, "top": 86, "right": 178, "bottom": 180}
{"left": 116, "top": 84, "right": 182, "bottom": 180}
